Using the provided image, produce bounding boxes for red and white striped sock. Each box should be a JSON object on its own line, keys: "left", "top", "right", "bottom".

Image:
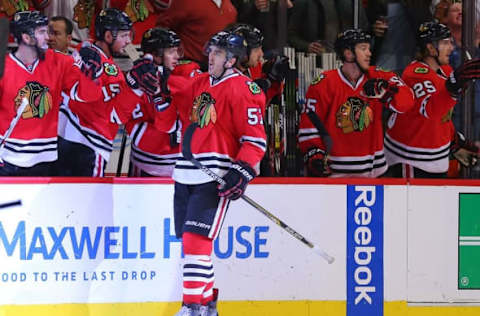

{"left": 182, "top": 232, "right": 214, "bottom": 305}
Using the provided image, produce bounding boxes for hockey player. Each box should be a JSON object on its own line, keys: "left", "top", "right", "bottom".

{"left": 228, "top": 23, "right": 287, "bottom": 103}
{"left": 384, "top": 22, "right": 480, "bottom": 178}
{"left": 56, "top": 8, "right": 158, "bottom": 176}
{"left": 155, "top": 31, "right": 266, "bottom": 316}
{"left": 0, "top": 11, "right": 101, "bottom": 176}
{"left": 298, "top": 29, "right": 415, "bottom": 177}
{"left": 126, "top": 27, "right": 190, "bottom": 177}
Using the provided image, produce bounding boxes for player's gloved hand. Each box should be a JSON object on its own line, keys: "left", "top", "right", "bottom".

{"left": 451, "top": 131, "right": 480, "bottom": 168}
{"left": 363, "top": 78, "right": 399, "bottom": 104}
{"left": 446, "top": 58, "right": 480, "bottom": 96}
{"left": 304, "top": 147, "right": 331, "bottom": 177}
{"left": 218, "top": 161, "right": 256, "bottom": 200}
{"left": 126, "top": 57, "right": 159, "bottom": 95}
{"left": 153, "top": 67, "right": 172, "bottom": 112}
{"left": 78, "top": 45, "right": 102, "bottom": 79}
{"left": 263, "top": 55, "right": 289, "bottom": 82}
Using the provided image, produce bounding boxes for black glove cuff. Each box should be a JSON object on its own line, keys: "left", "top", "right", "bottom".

{"left": 232, "top": 161, "right": 256, "bottom": 182}
{"left": 304, "top": 147, "right": 325, "bottom": 164}
{"left": 125, "top": 71, "right": 140, "bottom": 90}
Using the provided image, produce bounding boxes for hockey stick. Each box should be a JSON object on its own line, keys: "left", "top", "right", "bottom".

{"left": 114, "top": 45, "right": 142, "bottom": 177}
{"left": 0, "top": 200, "right": 21, "bottom": 210}
{"left": 182, "top": 123, "right": 335, "bottom": 264}
{"left": 0, "top": 98, "right": 29, "bottom": 164}
{"left": 0, "top": 17, "right": 9, "bottom": 79}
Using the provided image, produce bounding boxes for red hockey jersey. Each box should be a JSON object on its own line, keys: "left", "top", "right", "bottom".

{"left": 126, "top": 72, "right": 190, "bottom": 176}
{"left": 0, "top": 50, "right": 101, "bottom": 167}
{"left": 298, "top": 66, "right": 415, "bottom": 177}
{"left": 155, "top": 71, "right": 267, "bottom": 184}
{"left": 384, "top": 61, "right": 457, "bottom": 173}
{"left": 59, "top": 44, "right": 142, "bottom": 161}
{"left": 247, "top": 63, "right": 283, "bottom": 104}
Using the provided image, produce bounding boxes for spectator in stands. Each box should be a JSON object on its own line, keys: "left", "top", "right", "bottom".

{"left": 232, "top": 0, "right": 294, "bottom": 52}
{"left": 47, "top": 16, "right": 73, "bottom": 53}
{"left": 156, "top": 0, "right": 237, "bottom": 67}
{"left": 287, "top": 0, "right": 368, "bottom": 55}
{"left": 367, "top": 0, "right": 433, "bottom": 74}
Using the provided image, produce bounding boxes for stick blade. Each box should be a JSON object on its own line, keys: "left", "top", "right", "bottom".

{"left": 312, "top": 245, "right": 335, "bottom": 264}
{"left": 0, "top": 17, "right": 9, "bottom": 79}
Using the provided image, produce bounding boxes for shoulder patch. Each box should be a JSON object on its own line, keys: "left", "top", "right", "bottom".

{"left": 178, "top": 60, "right": 192, "bottom": 65}
{"left": 311, "top": 73, "right": 325, "bottom": 85}
{"left": 374, "top": 66, "right": 391, "bottom": 72}
{"left": 414, "top": 67, "right": 429, "bottom": 74}
{"left": 103, "top": 62, "right": 119, "bottom": 76}
{"left": 246, "top": 81, "right": 261, "bottom": 94}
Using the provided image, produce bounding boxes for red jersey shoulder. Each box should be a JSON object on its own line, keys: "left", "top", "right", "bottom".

{"left": 173, "top": 60, "right": 201, "bottom": 77}
{"left": 368, "top": 65, "right": 397, "bottom": 80}
{"left": 402, "top": 61, "right": 432, "bottom": 80}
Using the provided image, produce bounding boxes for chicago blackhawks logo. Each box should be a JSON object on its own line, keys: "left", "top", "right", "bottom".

{"left": 104, "top": 62, "right": 119, "bottom": 76}
{"left": 191, "top": 92, "right": 217, "bottom": 128}
{"left": 311, "top": 73, "right": 325, "bottom": 85}
{"left": 336, "top": 97, "right": 373, "bottom": 133}
{"left": 14, "top": 81, "right": 52, "bottom": 119}
{"left": 247, "top": 81, "right": 261, "bottom": 95}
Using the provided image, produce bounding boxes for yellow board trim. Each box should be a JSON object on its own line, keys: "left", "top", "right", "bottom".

{"left": 0, "top": 301, "right": 479, "bottom": 316}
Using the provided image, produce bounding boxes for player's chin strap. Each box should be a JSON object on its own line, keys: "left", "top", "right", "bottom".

{"left": 182, "top": 122, "right": 335, "bottom": 264}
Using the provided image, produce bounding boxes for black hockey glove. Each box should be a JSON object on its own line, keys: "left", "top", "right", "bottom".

{"left": 304, "top": 148, "right": 331, "bottom": 177}
{"left": 78, "top": 45, "right": 102, "bottom": 79}
{"left": 263, "top": 55, "right": 289, "bottom": 82}
{"left": 126, "top": 58, "right": 159, "bottom": 95}
{"left": 446, "top": 58, "right": 480, "bottom": 96}
{"left": 218, "top": 161, "right": 256, "bottom": 200}
{"left": 153, "top": 68, "right": 172, "bottom": 112}
{"left": 363, "top": 78, "right": 398, "bottom": 104}
{"left": 451, "top": 131, "right": 480, "bottom": 168}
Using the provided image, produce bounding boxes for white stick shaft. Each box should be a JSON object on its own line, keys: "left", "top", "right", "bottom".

{"left": 0, "top": 97, "right": 29, "bottom": 157}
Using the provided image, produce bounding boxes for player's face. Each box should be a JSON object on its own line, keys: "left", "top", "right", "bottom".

{"left": 354, "top": 43, "right": 371, "bottom": 71}
{"left": 437, "top": 38, "right": 454, "bottom": 65}
{"left": 248, "top": 46, "right": 264, "bottom": 68}
{"left": 163, "top": 47, "right": 182, "bottom": 71}
{"left": 48, "top": 20, "right": 71, "bottom": 53}
{"left": 208, "top": 46, "right": 228, "bottom": 77}
{"left": 112, "top": 30, "right": 132, "bottom": 55}
{"left": 34, "top": 25, "right": 49, "bottom": 51}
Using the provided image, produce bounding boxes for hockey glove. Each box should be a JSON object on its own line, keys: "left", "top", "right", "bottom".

{"left": 263, "top": 55, "right": 289, "bottom": 82}
{"left": 451, "top": 131, "right": 480, "bottom": 168}
{"left": 126, "top": 58, "right": 159, "bottom": 95}
{"left": 445, "top": 58, "right": 480, "bottom": 96}
{"left": 304, "top": 148, "right": 331, "bottom": 177}
{"left": 363, "top": 78, "right": 398, "bottom": 104}
{"left": 218, "top": 161, "right": 256, "bottom": 200}
{"left": 153, "top": 68, "right": 172, "bottom": 112}
{"left": 78, "top": 45, "right": 102, "bottom": 79}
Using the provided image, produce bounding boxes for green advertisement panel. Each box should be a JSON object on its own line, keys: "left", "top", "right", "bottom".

{"left": 459, "top": 193, "right": 480, "bottom": 289}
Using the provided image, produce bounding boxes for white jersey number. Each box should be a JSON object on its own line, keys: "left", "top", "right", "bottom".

{"left": 413, "top": 80, "right": 436, "bottom": 98}
{"left": 247, "top": 108, "right": 264, "bottom": 125}
{"left": 102, "top": 83, "right": 121, "bottom": 102}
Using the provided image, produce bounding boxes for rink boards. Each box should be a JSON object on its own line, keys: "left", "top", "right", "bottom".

{"left": 0, "top": 178, "right": 479, "bottom": 316}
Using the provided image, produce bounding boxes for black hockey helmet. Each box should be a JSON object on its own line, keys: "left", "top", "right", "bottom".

{"left": 11, "top": 11, "right": 48, "bottom": 42}
{"left": 334, "top": 29, "right": 372, "bottom": 59}
{"left": 416, "top": 22, "right": 452, "bottom": 48}
{"left": 205, "top": 31, "right": 248, "bottom": 61}
{"left": 141, "top": 27, "right": 181, "bottom": 55}
{"left": 228, "top": 23, "right": 263, "bottom": 51}
{"left": 95, "top": 8, "right": 133, "bottom": 40}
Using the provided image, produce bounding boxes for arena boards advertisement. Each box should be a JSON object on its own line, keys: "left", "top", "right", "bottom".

{"left": 0, "top": 179, "right": 479, "bottom": 316}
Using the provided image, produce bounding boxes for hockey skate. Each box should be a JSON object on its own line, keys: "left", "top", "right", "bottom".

{"left": 174, "top": 303, "right": 207, "bottom": 316}
{"left": 205, "top": 288, "right": 219, "bottom": 316}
